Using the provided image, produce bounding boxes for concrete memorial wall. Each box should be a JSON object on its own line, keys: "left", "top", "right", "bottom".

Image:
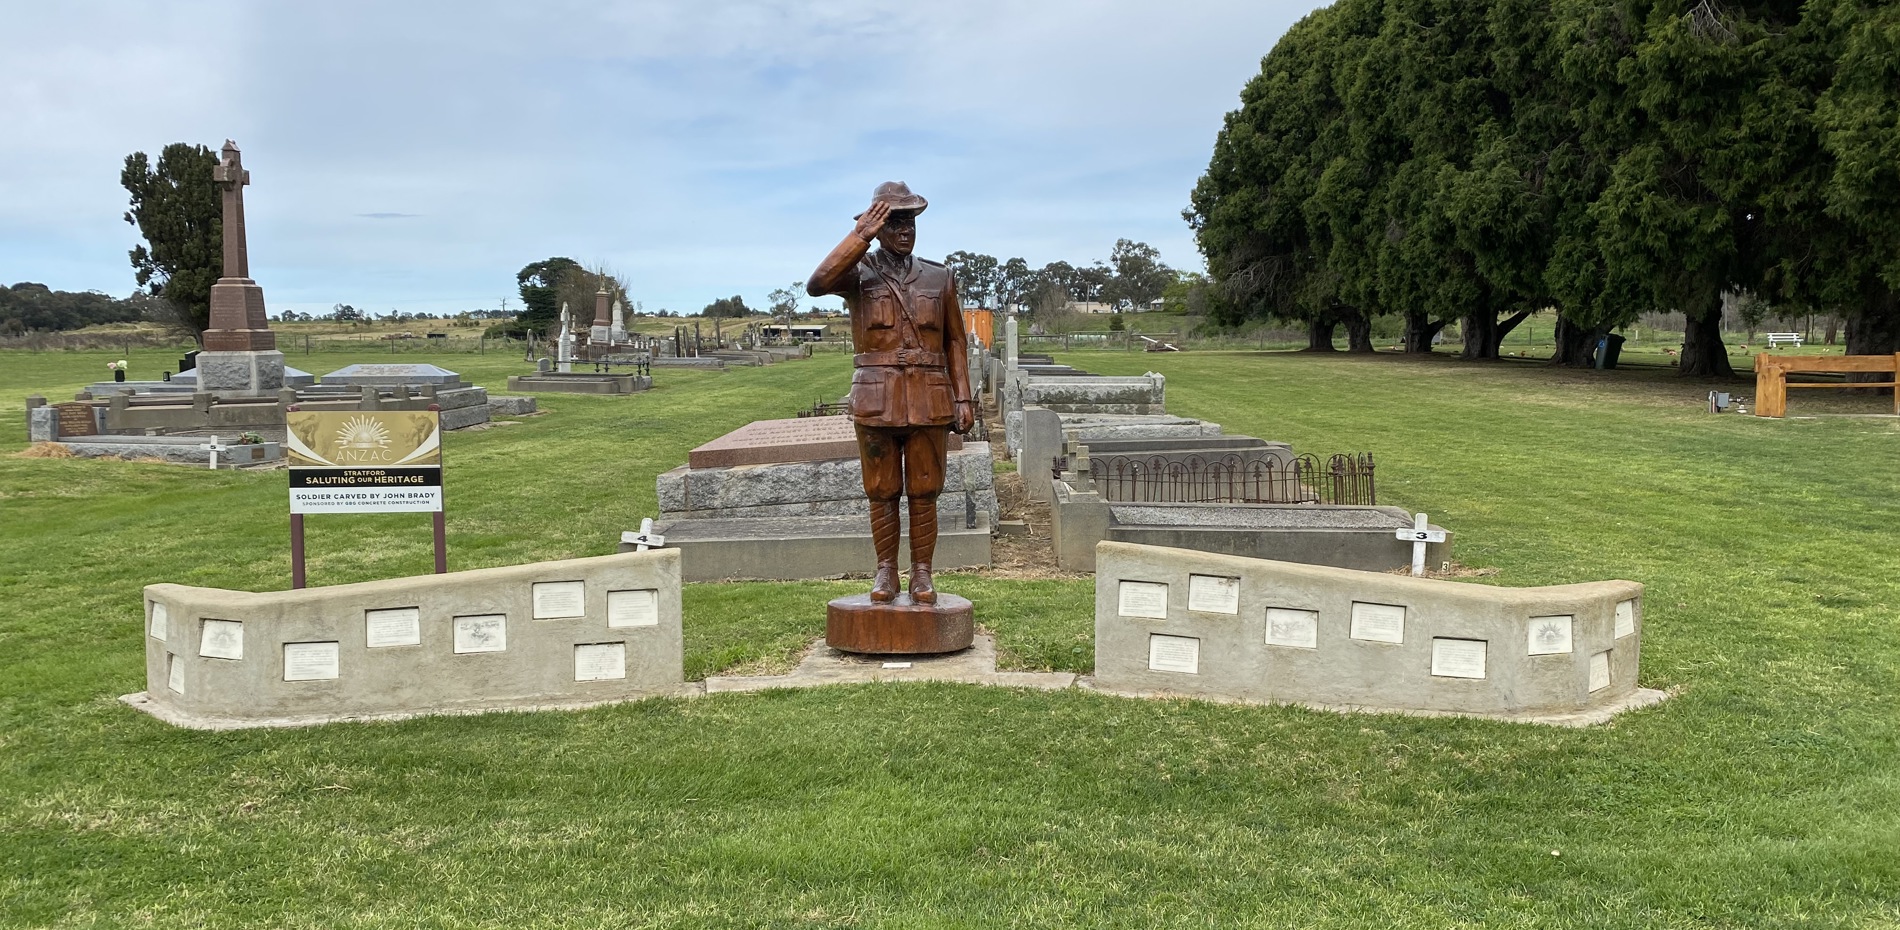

{"left": 1092, "top": 541, "right": 1664, "bottom": 724}
{"left": 129, "top": 550, "right": 685, "bottom": 728}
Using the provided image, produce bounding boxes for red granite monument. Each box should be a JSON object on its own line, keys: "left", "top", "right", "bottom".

{"left": 197, "top": 140, "right": 285, "bottom": 394}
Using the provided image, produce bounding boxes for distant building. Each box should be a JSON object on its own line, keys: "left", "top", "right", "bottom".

{"left": 1065, "top": 299, "right": 1162, "bottom": 314}
{"left": 761, "top": 323, "right": 828, "bottom": 343}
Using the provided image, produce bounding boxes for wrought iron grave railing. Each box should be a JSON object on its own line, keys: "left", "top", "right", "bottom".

{"left": 1091, "top": 452, "right": 1376, "bottom": 506}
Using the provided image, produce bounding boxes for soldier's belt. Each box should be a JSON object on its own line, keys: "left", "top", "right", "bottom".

{"left": 855, "top": 350, "right": 947, "bottom": 368}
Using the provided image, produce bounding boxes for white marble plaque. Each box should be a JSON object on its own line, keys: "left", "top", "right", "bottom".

{"left": 1615, "top": 599, "right": 1636, "bottom": 639}
{"left": 1118, "top": 581, "right": 1170, "bottom": 620}
{"left": 1147, "top": 634, "right": 1200, "bottom": 674}
{"left": 1589, "top": 650, "right": 1612, "bottom": 692}
{"left": 283, "top": 641, "right": 340, "bottom": 681}
{"left": 607, "top": 589, "right": 660, "bottom": 628}
{"left": 1527, "top": 615, "right": 1573, "bottom": 655}
{"left": 166, "top": 654, "right": 184, "bottom": 694}
{"left": 1187, "top": 574, "right": 1241, "bottom": 614}
{"left": 453, "top": 614, "right": 507, "bottom": 654}
{"left": 147, "top": 602, "right": 168, "bottom": 641}
{"left": 574, "top": 642, "right": 627, "bottom": 681}
{"left": 1349, "top": 602, "right": 1405, "bottom": 644}
{"left": 199, "top": 619, "right": 243, "bottom": 660}
{"left": 1265, "top": 607, "right": 1319, "bottom": 649}
{"left": 532, "top": 581, "right": 587, "bottom": 620}
{"left": 1431, "top": 637, "right": 1487, "bottom": 679}
{"left": 365, "top": 607, "right": 422, "bottom": 647}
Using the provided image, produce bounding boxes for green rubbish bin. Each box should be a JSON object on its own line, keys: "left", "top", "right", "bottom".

{"left": 1596, "top": 333, "right": 1626, "bottom": 369}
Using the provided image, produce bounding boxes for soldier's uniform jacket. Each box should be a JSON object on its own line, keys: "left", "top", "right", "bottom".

{"left": 819, "top": 250, "right": 973, "bottom": 430}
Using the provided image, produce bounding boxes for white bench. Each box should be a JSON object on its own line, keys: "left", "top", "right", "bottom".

{"left": 1766, "top": 332, "right": 1803, "bottom": 349}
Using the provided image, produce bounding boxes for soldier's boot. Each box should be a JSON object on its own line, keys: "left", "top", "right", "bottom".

{"left": 869, "top": 498, "right": 901, "bottom": 604}
{"left": 907, "top": 494, "right": 939, "bottom": 604}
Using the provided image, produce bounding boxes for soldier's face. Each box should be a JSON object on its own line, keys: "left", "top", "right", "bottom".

{"left": 876, "top": 212, "right": 917, "bottom": 256}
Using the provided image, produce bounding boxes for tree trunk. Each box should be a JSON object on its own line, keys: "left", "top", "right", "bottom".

{"left": 1678, "top": 310, "right": 1734, "bottom": 377}
{"left": 1490, "top": 308, "right": 1535, "bottom": 356}
{"left": 1337, "top": 305, "right": 1375, "bottom": 353}
{"left": 1824, "top": 315, "right": 1838, "bottom": 345}
{"left": 1460, "top": 311, "right": 1499, "bottom": 360}
{"left": 1549, "top": 315, "right": 1598, "bottom": 367}
{"left": 1844, "top": 292, "right": 1899, "bottom": 385}
{"left": 1403, "top": 312, "right": 1448, "bottom": 353}
{"left": 1303, "top": 318, "right": 1338, "bottom": 352}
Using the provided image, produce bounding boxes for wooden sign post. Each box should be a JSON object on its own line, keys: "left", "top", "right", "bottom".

{"left": 285, "top": 406, "right": 445, "bottom": 589}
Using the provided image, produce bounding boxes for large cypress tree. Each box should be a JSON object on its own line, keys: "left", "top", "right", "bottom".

{"left": 122, "top": 143, "right": 221, "bottom": 342}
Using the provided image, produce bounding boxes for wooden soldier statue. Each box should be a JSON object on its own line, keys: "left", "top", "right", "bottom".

{"left": 808, "top": 182, "right": 976, "bottom": 605}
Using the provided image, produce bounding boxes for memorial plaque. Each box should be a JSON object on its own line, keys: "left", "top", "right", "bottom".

{"left": 1589, "top": 650, "right": 1612, "bottom": 692}
{"left": 1187, "top": 574, "right": 1240, "bottom": 615}
{"left": 1265, "top": 607, "right": 1319, "bottom": 649}
{"left": 52, "top": 402, "right": 97, "bottom": 437}
{"left": 283, "top": 641, "right": 340, "bottom": 681}
{"left": 1527, "top": 615, "right": 1573, "bottom": 656}
{"left": 1118, "top": 581, "right": 1170, "bottom": 620}
{"left": 453, "top": 614, "right": 507, "bottom": 654}
{"left": 607, "top": 589, "right": 660, "bottom": 627}
{"left": 1615, "top": 599, "right": 1636, "bottom": 639}
{"left": 574, "top": 642, "right": 627, "bottom": 681}
{"left": 1430, "top": 637, "right": 1487, "bottom": 679}
{"left": 365, "top": 607, "right": 422, "bottom": 647}
{"left": 687, "top": 416, "right": 961, "bottom": 469}
{"left": 166, "top": 654, "right": 184, "bottom": 694}
{"left": 149, "top": 602, "right": 168, "bottom": 641}
{"left": 199, "top": 619, "right": 243, "bottom": 660}
{"left": 532, "top": 581, "right": 586, "bottom": 620}
{"left": 1349, "top": 602, "right": 1405, "bottom": 644}
{"left": 1147, "top": 633, "right": 1200, "bottom": 674}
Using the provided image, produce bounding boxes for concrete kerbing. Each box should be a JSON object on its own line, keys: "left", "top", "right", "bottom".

{"left": 704, "top": 635, "right": 1076, "bottom": 694}
{"left": 1074, "top": 679, "right": 1674, "bottom": 727}
{"left": 120, "top": 683, "right": 706, "bottom": 731}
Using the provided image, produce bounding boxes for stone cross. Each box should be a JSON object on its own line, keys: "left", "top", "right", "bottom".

{"left": 621, "top": 517, "right": 666, "bottom": 551}
{"left": 212, "top": 141, "right": 251, "bottom": 280}
{"left": 199, "top": 435, "right": 231, "bottom": 470}
{"left": 1395, "top": 512, "right": 1447, "bottom": 576}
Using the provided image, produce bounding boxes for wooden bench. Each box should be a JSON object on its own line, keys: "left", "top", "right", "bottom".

{"left": 1766, "top": 332, "right": 1803, "bottom": 348}
{"left": 1754, "top": 353, "right": 1900, "bottom": 417}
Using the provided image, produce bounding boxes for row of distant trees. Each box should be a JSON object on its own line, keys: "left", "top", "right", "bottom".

{"left": 943, "top": 240, "right": 1176, "bottom": 318}
{"left": 0, "top": 283, "right": 150, "bottom": 335}
{"left": 1188, "top": 0, "right": 1900, "bottom": 374}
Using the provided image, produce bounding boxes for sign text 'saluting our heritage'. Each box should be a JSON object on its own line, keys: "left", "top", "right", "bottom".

{"left": 286, "top": 411, "right": 443, "bottom": 513}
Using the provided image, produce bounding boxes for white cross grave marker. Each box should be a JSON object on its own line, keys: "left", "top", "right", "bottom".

{"left": 1396, "top": 512, "right": 1447, "bottom": 577}
{"left": 199, "top": 435, "right": 230, "bottom": 470}
{"left": 621, "top": 517, "right": 666, "bottom": 551}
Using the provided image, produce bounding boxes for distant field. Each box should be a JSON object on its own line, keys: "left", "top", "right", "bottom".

{"left": 2, "top": 346, "right": 1896, "bottom": 928}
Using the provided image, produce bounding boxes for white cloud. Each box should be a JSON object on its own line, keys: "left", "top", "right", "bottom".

{"left": 0, "top": 1, "right": 1319, "bottom": 313}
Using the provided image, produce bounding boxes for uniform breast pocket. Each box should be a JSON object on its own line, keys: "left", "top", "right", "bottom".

{"left": 860, "top": 287, "right": 897, "bottom": 329}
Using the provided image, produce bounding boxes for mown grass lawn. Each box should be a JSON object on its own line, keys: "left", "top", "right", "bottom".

{"left": 2, "top": 345, "right": 1896, "bottom": 929}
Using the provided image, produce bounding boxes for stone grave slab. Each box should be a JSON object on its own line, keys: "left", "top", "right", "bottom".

{"left": 689, "top": 415, "right": 961, "bottom": 469}
{"left": 320, "top": 363, "right": 462, "bottom": 386}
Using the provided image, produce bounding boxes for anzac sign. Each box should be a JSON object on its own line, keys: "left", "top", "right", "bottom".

{"left": 286, "top": 410, "right": 442, "bottom": 513}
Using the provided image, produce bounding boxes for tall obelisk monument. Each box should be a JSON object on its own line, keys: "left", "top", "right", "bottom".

{"left": 197, "top": 140, "right": 285, "bottom": 395}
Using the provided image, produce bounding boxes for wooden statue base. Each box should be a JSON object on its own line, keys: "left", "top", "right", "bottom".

{"left": 826, "top": 593, "right": 974, "bottom": 655}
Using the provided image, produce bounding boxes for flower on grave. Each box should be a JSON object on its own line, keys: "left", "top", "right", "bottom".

{"left": 116, "top": 359, "right": 128, "bottom": 368}
{"left": 106, "top": 361, "right": 119, "bottom": 371}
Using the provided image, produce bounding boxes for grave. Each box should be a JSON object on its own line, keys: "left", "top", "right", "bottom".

{"left": 1089, "top": 541, "right": 1667, "bottom": 725}
{"left": 45, "top": 433, "right": 282, "bottom": 467}
{"left": 127, "top": 549, "right": 686, "bottom": 729}
{"left": 652, "top": 415, "right": 995, "bottom": 581}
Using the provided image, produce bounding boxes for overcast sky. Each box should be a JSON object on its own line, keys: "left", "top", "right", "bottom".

{"left": 1, "top": 1, "right": 1322, "bottom": 317}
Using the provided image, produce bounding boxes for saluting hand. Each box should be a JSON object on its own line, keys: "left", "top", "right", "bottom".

{"left": 855, "top": 201, "right": 891, "bottom": 242}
